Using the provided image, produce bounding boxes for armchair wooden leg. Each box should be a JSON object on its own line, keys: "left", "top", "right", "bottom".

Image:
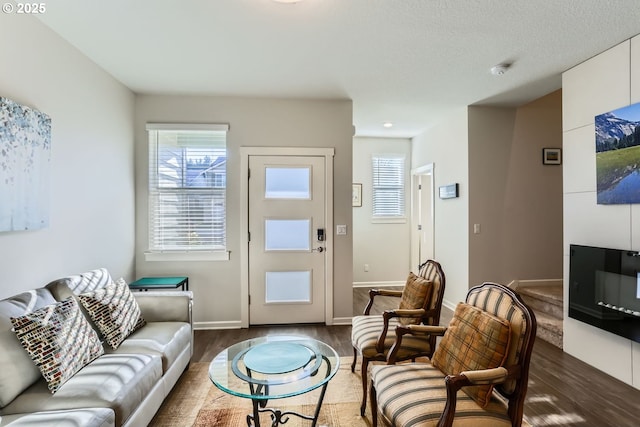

{"left": 370, "top": 381, "right": 378, "bottom": 427}
{"left": 351, "top": 346, "right": 357, "bottom": 373}
{"left": 360, "top": 358, "right": 369, "bottom": 416}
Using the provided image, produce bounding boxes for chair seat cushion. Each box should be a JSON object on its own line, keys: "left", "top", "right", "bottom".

{"left": 371, "top": 363, "right": 511, "bottom": 427}
{"left": 352, "top": 315, "right": 432, "bottom": 359}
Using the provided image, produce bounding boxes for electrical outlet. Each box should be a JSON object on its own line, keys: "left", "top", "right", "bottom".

{"left": 364, "top": 264, "right": 369, "bottom": 272}
{"left": 336, "top": 225, "right": 347, "bottom": 235}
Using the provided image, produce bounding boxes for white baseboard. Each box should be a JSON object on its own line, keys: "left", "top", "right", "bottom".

{"left": 509, "top": 279, "right": 563, "bottom": 289}
{"left": 332, "top": 317, "right": 353, "bottom": 325}
{"left": 194, "top": 320, "right": 242, "bottom": 330}
{"left": 352, "top": 281, "right": 404, "bottom": 288}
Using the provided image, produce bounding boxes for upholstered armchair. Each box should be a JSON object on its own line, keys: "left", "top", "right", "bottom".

{"left": 351, "top": 260, "right": 446, "bottom": 416}
{"left": 370, "top": 282, "right": 537, "bottom": 427}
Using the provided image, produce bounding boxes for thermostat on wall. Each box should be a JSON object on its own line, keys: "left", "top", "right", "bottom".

{"left": 439, "top": 183, "right": 459, "bottom": 199}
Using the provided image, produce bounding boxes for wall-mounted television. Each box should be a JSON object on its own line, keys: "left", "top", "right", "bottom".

{"left": 569, "top": 244, "right": 640, "bottom": 343}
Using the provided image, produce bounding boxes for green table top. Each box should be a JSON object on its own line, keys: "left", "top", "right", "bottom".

{"left": 129, "top": 277, "right": 187, "bottom": 287}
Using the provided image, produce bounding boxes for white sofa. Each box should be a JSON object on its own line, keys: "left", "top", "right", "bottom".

{"left": 0, "top": 268, "right": 193, "bottom": 427}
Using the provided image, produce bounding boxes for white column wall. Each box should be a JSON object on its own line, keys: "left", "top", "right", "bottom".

{"left": 563, "top": 35, "right": 640, "bottom": 387}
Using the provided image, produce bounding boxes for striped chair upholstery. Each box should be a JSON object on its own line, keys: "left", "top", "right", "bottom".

{"left": 370, "top": 282, "right": 537, "bottom": 427}
{"left": 351, "top": 260, "right": 446, "bottom": 416}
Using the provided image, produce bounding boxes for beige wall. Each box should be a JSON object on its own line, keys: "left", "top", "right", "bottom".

{"left": 412, "top": 108, "right": 470, "bottom": 307}
{"left": 134, "top": 95, "right": 354, "bottom": 328}
{"left": 0, "top": 14, "right": 135, "bottom": 298}
{"left": 352, "top": 137, "right": 412, "bottom": 285}
{"left": 563, "top": 35, "right": 640, "bottom": 388}
{"left": 468, "top": 91, "right": 563, "bottom": 286}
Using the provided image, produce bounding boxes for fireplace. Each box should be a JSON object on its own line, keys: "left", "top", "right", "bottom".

{"left": 569, "top": 244, "right": 640, "bottom": 343}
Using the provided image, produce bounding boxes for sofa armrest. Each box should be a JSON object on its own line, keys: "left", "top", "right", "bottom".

{"left": 133, "top": 291, "right": 193, "bottom": 324}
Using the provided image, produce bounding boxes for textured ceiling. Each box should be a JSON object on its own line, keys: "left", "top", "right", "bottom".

{"left": 37, "top": 0, "right": 640, "bottom": 137}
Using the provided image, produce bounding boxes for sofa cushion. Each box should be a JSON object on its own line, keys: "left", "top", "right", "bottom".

{"left": 0, "top": 289, "right": 58, "bottom": 408}
{"left": 78, "top": 278, "right": 145, "bottom": 349}
{"left": 105, "top": 321, "right": 191, "bottom": 373}
{"left": 10, "top": 297, "right": 104, "bottom": 393}
{"left": 0, "top": 353, "right": 163, "bottom": 426}
{"left": 431, "top": 302, "right": 511, "bottom": 408}
{"left": 0, "top": 408, "right": 115, "bottom": 427}
{"left": 398, "top": 273, "right": 433, "bottom": 325}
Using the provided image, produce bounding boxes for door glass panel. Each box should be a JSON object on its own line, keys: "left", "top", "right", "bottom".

{"left": 265, "top": 219, "right": 310, "bottom": 251}
{"left": 265, "top": 167, "right": 310, "bottom": 199}
{"left": 265, "top": 271, "right": 311, "bottom": 303}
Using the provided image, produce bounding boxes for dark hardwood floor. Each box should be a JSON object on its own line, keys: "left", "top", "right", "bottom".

{"left": 192, "top": 287, "right": 640, "bottom": 426}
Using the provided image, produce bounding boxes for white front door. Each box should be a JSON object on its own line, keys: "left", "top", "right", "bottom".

{"left": 248, "top": 155, "right": 326, "bottom": 325}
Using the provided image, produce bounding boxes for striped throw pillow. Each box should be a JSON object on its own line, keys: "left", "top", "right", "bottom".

{"left": 431, "top": 302, "right": 511, "bottom": 407}
{"left": 10, "top": 296, "right": 104, "bottom": 393}
{"left": 78, "top": 278, "right": 145, "bottom": 349}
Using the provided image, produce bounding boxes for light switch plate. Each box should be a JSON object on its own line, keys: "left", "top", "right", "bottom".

{"left": 336, "top": 225, "right": 347, "bottom": 235}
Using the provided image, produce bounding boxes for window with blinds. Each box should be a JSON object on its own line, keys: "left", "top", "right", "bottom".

{"left": 372, "top": 155, "right": 405, "bottom": 218}
{"left": 147, "top": 124, "right": 228, "bottom": 252}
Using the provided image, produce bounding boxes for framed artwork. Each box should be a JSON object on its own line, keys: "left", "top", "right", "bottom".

{"left": 0, "top": 97, "right": 51, "bottom": 232}
{"left": 352, "top": 183, "right": 362, "bottom": 207}
{"left": 595, "top": 102, "right": 640, "bottom": 204}
{"left": 542, "top": 148, "right": 562, "bottom": 165}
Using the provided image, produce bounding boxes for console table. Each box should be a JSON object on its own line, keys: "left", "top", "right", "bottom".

{"left": 128, "top": 276, "right": 189, "bottom": 291}
{"left": 209, "top": 335, "right": 339, "bottom": 427}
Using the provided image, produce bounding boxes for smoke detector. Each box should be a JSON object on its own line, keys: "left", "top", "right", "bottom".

{"left": 490, "top": 64, "right": 510, "bottom": 76}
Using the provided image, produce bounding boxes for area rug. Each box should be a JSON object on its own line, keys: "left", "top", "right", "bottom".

{"left": 150, "top": 358, "right": 371, "bottom": 427}
{"left": 150, "top": 357, "right": 532, "bottom": 426}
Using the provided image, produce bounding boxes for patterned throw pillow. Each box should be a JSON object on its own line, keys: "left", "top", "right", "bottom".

{"left": 431, "top": 302, "right": 511, "bottom": 408}
{"left": 398, "top": 272, "right": 433, "bottom": 325}
{"left": 78, "top": 278, "right": 146, "bottom": 350}
{"left": 10, "top": 296, "right": 104, "bottom": 393}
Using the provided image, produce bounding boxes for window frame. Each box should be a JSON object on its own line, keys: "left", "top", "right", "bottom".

{"left": 371, "top": 154, "right": 407, "bottom": 223}
{"left": 145, "top": 123, "right": 230, "bottom": 261}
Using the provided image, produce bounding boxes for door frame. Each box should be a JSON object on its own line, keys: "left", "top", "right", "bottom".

{"left": 410, "top": 163, "right": 435, "bottom": 268}
{"left": 240, "top": 147, "right": 335, "bottom": 328}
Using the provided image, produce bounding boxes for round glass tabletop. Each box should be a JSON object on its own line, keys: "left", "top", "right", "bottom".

{"left": 209, "top": 335, "right": 340, "bottom": 400}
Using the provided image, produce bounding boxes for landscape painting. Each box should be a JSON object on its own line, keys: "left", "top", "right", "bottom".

{"left": 0, "top": 97, "right": 51, "bottom": 231}
{"left": 595, "top": 102, "right": 640, "bottom": 204}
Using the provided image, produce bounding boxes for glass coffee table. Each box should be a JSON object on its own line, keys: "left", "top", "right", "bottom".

{"left": 209, "top": 335, "right": 340, "bottom": 427}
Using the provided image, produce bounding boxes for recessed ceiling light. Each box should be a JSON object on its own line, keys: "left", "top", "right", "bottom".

{"left": 383, "top": 122, "right": 393, "bottom": 128}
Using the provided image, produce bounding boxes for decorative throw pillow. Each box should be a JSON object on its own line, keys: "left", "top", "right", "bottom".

{"left": 78, "top": 278, "right": 146, "bottom": 350}
{"left": 431, "top": 302, "right": 511, "bottom": 407}
{"left": 398, "top": 272, "right": 433, "bottom": 325}
{"left": 10, "top": 296, "right": 104, "bottom": 393}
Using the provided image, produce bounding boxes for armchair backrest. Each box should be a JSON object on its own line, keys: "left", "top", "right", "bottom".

{"left": 417, "top": 259, "right": 446, "bottom": 326}
{"left": 465, "top": 282, "right": 537, "bottom": 423}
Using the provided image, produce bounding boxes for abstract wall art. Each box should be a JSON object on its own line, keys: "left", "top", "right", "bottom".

{"left": 595, "top": 102, "right": 640, "bottom": 204}
{"left": 0, "top": 97, "right": 51, "bottom": 231}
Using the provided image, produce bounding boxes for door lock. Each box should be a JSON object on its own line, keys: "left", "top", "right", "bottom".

{"left": 313, "top": 247, "right": 325, "bottom": 253}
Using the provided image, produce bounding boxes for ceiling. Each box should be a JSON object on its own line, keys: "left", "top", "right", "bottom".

{"left": 37, "top": 0, "right": 640, "bottom": 138}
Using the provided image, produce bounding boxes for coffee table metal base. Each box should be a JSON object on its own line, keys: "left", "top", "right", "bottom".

{"left": 247, "top": 380, "right": 329, "bottom": 427}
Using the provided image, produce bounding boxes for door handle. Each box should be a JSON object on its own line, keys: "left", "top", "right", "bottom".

{"left": 313, "top": 247, "right": 325, "bottom": 253}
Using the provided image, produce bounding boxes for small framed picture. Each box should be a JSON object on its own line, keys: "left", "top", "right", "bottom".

{"left": 352, "top": 183, "right": 362, "bottom": 207}
{"left": 542, "top": 148, "right": 562, "bottom": 165}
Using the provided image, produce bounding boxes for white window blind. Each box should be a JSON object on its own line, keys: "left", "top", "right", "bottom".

{"left": 372, "top": 155, "right": 405, "bottom": 217}
{"left": 147, "top": 123, "right": 228, "bottom": 252}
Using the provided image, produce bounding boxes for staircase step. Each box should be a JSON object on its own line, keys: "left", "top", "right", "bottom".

{"left": 533, "top": 310, "right": 563, "bottom": 349}
{"left": 518, "top": 285, "right": 563, "bottom": 320}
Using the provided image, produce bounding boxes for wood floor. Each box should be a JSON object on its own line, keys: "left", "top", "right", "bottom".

{"left": 192, "top": 287, "right": 640, "bottom": 427}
